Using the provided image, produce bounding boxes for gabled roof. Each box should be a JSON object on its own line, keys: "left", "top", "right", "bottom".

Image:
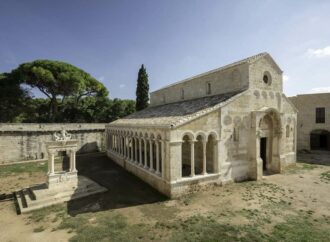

{"left": 108, "top": 89, "right": 247, "bottom": 129}
{"left": 152, "top": 52, "right": 279, "bottom": 93}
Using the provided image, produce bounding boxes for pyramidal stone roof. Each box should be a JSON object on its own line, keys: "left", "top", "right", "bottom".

{"left": 109, "top": 89, "right": 246, "bottom": 128}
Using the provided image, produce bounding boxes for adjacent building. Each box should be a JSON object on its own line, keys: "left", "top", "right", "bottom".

{"left": 105, "top": 53, "right": 297, "bottom": 198}
{"left": 289, "top": 93, "right": 330, "bottom": 151}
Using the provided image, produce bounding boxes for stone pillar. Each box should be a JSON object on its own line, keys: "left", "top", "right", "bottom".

{"left": 190, "top": 141, "right": 195, "bottom": 177}
{"left": 123, "top": 137, "right": 126, "bottom": 158}
{"left": 149, "top": 139, "right": 154, "bottom": 171}
{"left": 202, "top": 140, "right": 207, "bottom": 175}
{"left": 48, "top": 151, "right": 55, "bottom": 175}
{"left": 156, "top": 141, "right": 160, "bottom": 175}
{"left": 69, "top": 149, "right": 74, "bottom": 171}
{"left": 130, "top": 137, "right": 134, "bottom": 161}
{"left": 119, "top": 136, "right": 122, "bottom": 155}
{"left": 71, "top": 149, "right": 77, "bottom": 172}
{"left": 139, "top": 138, "right": 142, "bottom": 166}
{"left": 110, "top": 133, "right": 113, "bottom": 150}
{"left": 108, "top": 132, "right": 112, "bottom": 150}
{"left": 144, "top": 139, "right": 148, "bottom": 168}
{"left": 134, "top": 138, "right": 138, "bottom": 164}
{"left": 116, "top": 135, "right": 118, "bottom": 152}
{"left": 124, "top": 137, "right": 126, "bottom": 157}
{"left": 126, "top": 137, "right": 129, "bottom": 159}
{"left": 161, "top": 140, "right": 165, "bottom": 179}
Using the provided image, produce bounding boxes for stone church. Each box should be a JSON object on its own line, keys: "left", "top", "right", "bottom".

{"left": 105, "top": 53, "right": 297, "bottom": 198}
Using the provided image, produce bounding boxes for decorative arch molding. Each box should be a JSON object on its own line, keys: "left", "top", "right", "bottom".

{"left": 256, "top": 107, "right": 282, "bottom": 136}
{"left": 195, "top": 131, "right": 207, "bottom": 141}
{"left": 207, "top": 131, "right": 220, "bottom": 141}
{"left": 181, "top": 131, "right": 195, "bottom": 141}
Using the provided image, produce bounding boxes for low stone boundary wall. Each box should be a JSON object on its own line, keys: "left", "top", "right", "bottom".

{"left": 0, "top": 123, "right": 106, "bottom": 164}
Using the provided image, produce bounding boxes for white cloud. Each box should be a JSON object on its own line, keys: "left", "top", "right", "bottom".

{"left": 283, "top": 75, "right": 290, "bottom": 83}
{"left": 310, "top": 86, "right": 330, "bottom": 93}
{"left": 119, "top": 84, "right": 126, "bottom": 88}
{"left": 307, "top": 46, "right": 330, "bottom": 58}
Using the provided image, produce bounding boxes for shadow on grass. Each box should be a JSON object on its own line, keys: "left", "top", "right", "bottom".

{"left": 67, "top": 153, "right": 167, "bottom": 216}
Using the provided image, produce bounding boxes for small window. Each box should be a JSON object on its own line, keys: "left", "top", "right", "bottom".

{"left": 181, "top": 88, "right": 184, "bottom": 99}
{"left": 286, "top": 125, "right": 290, "bottom": 138}
{"left": 316, "top": 107, "right": 325, "bottom": 123}
{"left": 263, "top": 75, "right": 269, "bottom": 83}
{"left": 206, "top": 82, "right": 212, "bottom": 95}
{"left": 233, "top": 127, "right": 239, "bottom": 142}
{"left": 263, "top": 71, "right": 272, "bottom": 85}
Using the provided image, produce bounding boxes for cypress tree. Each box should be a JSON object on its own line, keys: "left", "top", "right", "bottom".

{"left": 135, "top": 64, "right": 149, "bottom": 111}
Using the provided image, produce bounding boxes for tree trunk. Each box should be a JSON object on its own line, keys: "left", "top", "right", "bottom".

{"left": 50, "top": 96, "right": 58, "bottom": 121}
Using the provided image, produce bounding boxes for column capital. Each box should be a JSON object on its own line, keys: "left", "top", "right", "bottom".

{"left": 48, "top": 150, "right": 56, "bottom": 155}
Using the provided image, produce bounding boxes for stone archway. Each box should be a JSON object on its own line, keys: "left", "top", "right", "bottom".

{"left": 251, "top": 109, "right": 282, "bottom": 180}
{"left": 258, "top": 114, "right": 273, "bottom": 174}
{"left": 310, "top": 130, "right": 330, "bottom": 150}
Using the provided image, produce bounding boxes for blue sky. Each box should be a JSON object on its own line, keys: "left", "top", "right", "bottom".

{"left": 1, "top": 0, "right": 330, "bottom": 99}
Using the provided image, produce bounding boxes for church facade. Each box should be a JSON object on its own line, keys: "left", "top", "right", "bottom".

{"left": 105, "top": 53, "right": 297, "bottom": 198}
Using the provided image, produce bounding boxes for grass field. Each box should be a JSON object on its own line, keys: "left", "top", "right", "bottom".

{"left": 1, "top": 154, "right": 330, "bottom": 242}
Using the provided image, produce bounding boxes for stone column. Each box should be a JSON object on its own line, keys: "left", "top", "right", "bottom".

{"left": 119, "top": 136, "right": 122, "bottom": 155}
{"left": 134, "top": 137, "right": 138, "bottom": 164}
{"left": 130, "top": 137, "right": 134, "bottom": 161}
{"left": 126, "top": 137, "right": 130, "bottom": 159}
{"left": 161, "top": 140, "right": 165, "bottom": 178}
{"left": 156, "top": 141, "right": 160, "bottom": 175}
{"left": 202, "top": 140, "right": 207, "bottom": 175}
{"left": 49, "top": 151, "right": 55, "bottom": 175}
{"left": 144, "top": 139, "right": 148, "bottom": 168}
{"left": 190, "top": 141, "right": 195, "bottom": 177}
{"left": 139, "top": 138, "right": 142, "bottom": 166}
{"left": 123, "top": 136, "right": 126, "bottom": 157}
{"left": 149, "top": 139, "right": 154, "bottom": 171}
{"left": 69, "top": 149, "right": 74, "bottom": 171}
{"left": 71, "top": 149, "right": 77, "bottom": 172}
{"left": 109, "top": 132, "right": 111, "bottom": 150}
{"left": 123, "top": 136, "right": 127, "bottom": 158}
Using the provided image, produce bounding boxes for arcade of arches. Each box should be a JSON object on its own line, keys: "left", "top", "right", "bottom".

{"left": 106, "top": 129, "right": 218, "bottom": 180}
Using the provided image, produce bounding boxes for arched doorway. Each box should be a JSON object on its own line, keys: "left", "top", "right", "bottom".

{"left": 257, "top": 110, "right": 281, "bottom": 176}
{"left": 310, "top": 130, "right": 330, "bottom": 150}
{"left": 259, "top": 114, "right": 273, "bottom": 173}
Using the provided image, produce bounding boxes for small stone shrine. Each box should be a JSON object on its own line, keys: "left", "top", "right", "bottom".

{"left": 15, "top": 129, "right": 107, "bottom": 213}
{"left": 46, "top": 129, "right": 78, "bottom": 189}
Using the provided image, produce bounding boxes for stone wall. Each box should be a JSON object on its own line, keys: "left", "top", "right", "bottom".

{"left": 0, "top": 123, "right": 106, "bottom": 164}
{"left": 150, "top": 63, "right": 249, "bottom": 106}
{"left": 289, "top": 93, "right": 330, "bottom": 151}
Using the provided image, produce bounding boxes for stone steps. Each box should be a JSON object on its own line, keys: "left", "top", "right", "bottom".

{"left": 15, "top": 176, "right": 107, "bottom": 214}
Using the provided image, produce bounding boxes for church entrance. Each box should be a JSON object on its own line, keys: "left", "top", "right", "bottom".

{"left": 260, "top": 137, "right": 267, "bottom": 171}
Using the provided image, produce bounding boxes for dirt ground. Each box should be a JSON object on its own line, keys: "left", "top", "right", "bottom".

{"left": 0, "top": 153, "right": 329, "bottom": 242}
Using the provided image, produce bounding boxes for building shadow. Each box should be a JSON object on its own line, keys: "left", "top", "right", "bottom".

{"left": 78, "top": 142, "right": 100, "bottom": 154}
{"left": 66, "top": 153, "right": 167, "bottom": 216}
{"left": 297, "top": 151, "right": 330, "bottom": 166}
